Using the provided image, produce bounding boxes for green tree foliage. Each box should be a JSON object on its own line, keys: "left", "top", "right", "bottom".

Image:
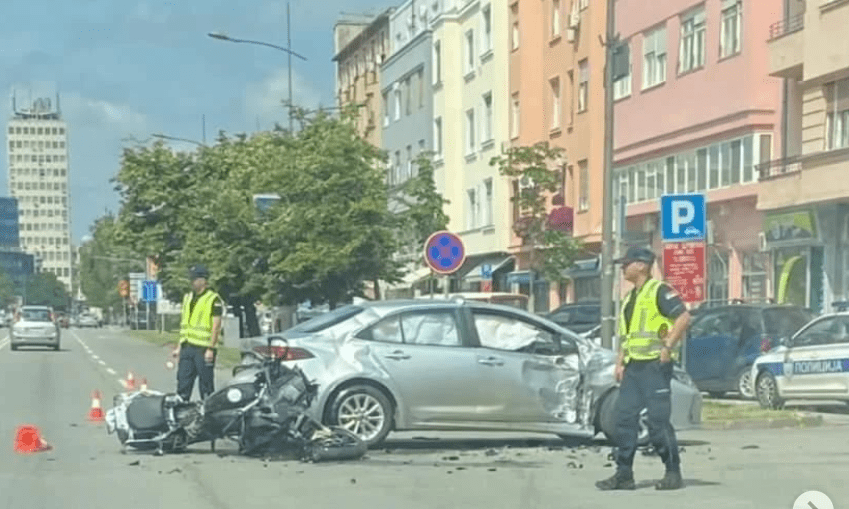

{"left": 394, "top": 151, "right": 450, "bottom": 248}
{"left": 489, "top": 142, "right": 583, "bottom": 290}
{"left": 0, "top": 271, "right": 16, "bottom": 308}
{"left": 79, "top": 214, "right": 145, "bottom": 310}
{"left": 24, "top": 272, "right": 70, "bottom": 309}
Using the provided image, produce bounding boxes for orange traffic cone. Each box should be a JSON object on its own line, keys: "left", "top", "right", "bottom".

{"left": 125, "top": 371, "right": 136, "bottom": 390}
{"left": 88, "top": 391, "right": 104, "bottom": 422}
{"left": 14, "top": 425, "right": 53, "bottom": 454}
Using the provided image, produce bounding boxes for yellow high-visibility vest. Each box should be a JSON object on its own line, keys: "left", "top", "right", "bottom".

{"left": 180, "top": 290, "right": 224, "bottom": 348}
{"left": 618, "top": 279, "right": 676, "bottom": 363}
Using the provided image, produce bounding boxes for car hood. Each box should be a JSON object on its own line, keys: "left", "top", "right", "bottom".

{"left": 754, "top": 347, "right": 787, "bottom": 365}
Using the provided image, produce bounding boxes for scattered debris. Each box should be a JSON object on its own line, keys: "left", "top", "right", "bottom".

{"left": 604, "top": 463, "right": 613, "bottom": 467}
{"left": 547, "top": 446, "right": 564, "bottom": 452}
{"left": 168, "top": 468, "right": 181, "bottom": 474}
{"left": 384, "top": 449, "right": 393, "bottom": 454}
{"left": 741, "top": 445, "right": 759, "bottom": 450}
{"left": 607, "top": 453, "right": 616, "bottom": 461}
{"left": 679, "top": 447, "right": 686, "bottom": 453}
{"left": 350, "top": 479, "right": 356, "bottom": 484}
{"left": 488, "top": 468, "right": 497, "bottom": 472}
{"left": 128, "top": 460, "right": 140, "bottom": 466}
{"left": 446, "top": 471, "right": 453, "bottom": 474}
{"left": 457, "top": 467, "right": 466, "bottom": 471}
{"left": 567, "top": 461, "right": 583, "bottom": 469}
{"left": 216, "top": 453, "right": 227, "bottom": 458}
{"left": 708, "top": 457, "right": 716, "bottom": 460}
{"left": 412, "top": 436, "right": 438, "bottom": 441}
{"left": 485, "top": 449, "right": 498, "bottom": 456}
{"left": 444, "top": 456, "right": 460, "bottom": 461}
{"left": 69, "top": 424, "right": 77, "bottom": 427}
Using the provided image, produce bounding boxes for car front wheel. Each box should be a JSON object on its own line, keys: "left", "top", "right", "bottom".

{"left": 327, "top": 385, "right": 393, "bottom": 449}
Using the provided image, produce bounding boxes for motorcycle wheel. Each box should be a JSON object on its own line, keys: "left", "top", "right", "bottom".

{"left": 302, "top": 426, "right": 367, "bottom": 463}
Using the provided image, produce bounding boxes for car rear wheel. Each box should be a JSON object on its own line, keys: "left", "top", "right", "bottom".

{"left": 736, "top": 367, "right": 755, "bottom": 400}
{"left": 755, "top": 371, "right": 784, "bottom": 409}
{"left": 598, "top": 389, "right": 650, "bottom": 447}
{"left": 327, "top": 385, "right": 393, "bottom": 449}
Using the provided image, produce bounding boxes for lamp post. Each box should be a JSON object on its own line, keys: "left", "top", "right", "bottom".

{"left": 208, "top": 5, "right": 308, "bottom": 134}
{"left": 152, "top": 133, "right": 207, "bottom": 147}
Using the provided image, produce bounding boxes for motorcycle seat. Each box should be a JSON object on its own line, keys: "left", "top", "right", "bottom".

{"left": 126, "top": 394, "right": 167, "bottom": 430}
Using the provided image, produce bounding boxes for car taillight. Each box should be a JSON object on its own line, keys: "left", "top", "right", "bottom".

{"left": 282, "top": 347, "right": 314, "bottom": 361}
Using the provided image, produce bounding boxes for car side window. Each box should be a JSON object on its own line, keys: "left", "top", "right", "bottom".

{"left": 399, "top": 311, "right": 462, "bottom": 347}
{"left": 689, "top": 311, "right": 725, "bottom": 338}
{"left": 793, "top": 317, "right": 837, "bottom": 347}
{"left": 355, "top": 315, "right": 404, "bottom": 344}
{"left": 472, "top": 311, "right": 561, "bottom": 355}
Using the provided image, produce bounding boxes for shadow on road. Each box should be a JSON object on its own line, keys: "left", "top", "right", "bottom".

{"left": 635, "top": 478, "right": 722, "bottom": 489}
{"left": 379, "top": 436, "right": 711, "bottom": 453}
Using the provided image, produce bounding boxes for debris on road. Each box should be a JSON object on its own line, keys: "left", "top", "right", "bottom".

{"left": 128, "top": 460, "right": 140, "bottom": 466}
{"left": 741, "top": 445, "right": 759, "bottom": 450}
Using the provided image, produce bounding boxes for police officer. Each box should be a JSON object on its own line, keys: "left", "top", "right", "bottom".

{"left": 595, "top": 246, "right": 691, "bottom": 491}
{"left": 172, "top": 264, "right": 225, "bottom": 401}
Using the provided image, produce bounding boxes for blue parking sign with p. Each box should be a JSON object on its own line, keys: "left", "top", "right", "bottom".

{"left": 661, "top": 194, "right": 706, "bottom": 242}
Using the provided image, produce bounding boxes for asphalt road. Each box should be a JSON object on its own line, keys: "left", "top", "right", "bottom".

{"left": 1, "top": 327, "right": 847, "bottom": 509}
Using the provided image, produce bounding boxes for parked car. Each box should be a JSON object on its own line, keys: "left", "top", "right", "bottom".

{"left": 10, "top": 305, "right": 61, "bottom": 351}
{"left": 237, "top": 298, "right": 702, "bottom": 448}
{"left": 77, "top": 314, "right": 100, "bottom": 328}
{"left": 751, "top": 310, "right": 849, "bottom": 409}
{"left": 544, "top": 301, "right": 601, "bottom": 334}
{"left": 684, "top": 303, "right": 815, "bottom": 399}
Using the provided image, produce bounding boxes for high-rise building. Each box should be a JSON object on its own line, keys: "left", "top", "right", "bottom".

{"left": 5, "top": 93, "right": 73, "bottom": 292}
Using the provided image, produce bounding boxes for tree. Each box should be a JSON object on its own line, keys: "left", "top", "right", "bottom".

{"left": 490, "top": 142, "right": 583, "bottom": 311}
{"left": 0, "top": 271, "right": 16, "bottom": 308}
{"left": 79, "top": 213, "right": 145, "bottom": 310}
{"left": 25, "top": 272, "right": 70, "bottom": 309}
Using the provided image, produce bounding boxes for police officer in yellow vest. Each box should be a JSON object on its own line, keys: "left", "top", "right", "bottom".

{"left": 172, "top": 264, "right": 225, "bottom": 401}
{"left": 596, "top": 246, "right": 691, "bottom": 491}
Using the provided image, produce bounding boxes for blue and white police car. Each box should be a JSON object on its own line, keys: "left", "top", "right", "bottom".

{"left": 750, "top": 304, "right": 849, "bottom": 409}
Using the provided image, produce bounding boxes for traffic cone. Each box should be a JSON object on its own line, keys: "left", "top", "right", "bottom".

{"left": 14, "top": 425, "right": 53, "bottom": 454}
{"left": 125, "top": 371, "right": 136, "bottom": 390}
{"left": 88, "top": 391, "right": 104, "bottom": 422}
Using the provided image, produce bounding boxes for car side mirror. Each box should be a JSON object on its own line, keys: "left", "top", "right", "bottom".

{"left": 780, "top": 336, "right": 792, "bottom": 347}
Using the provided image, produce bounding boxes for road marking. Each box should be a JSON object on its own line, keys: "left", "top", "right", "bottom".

{"left": 107, "top": 368, "right": 116, "bottom": 375}
{"left": 98, "top": 360, "right": 106, "bottom": 366}
{"left": 794, "top": 491, "right": 833, "bottom": 509}
{"left": 71, "top": 330, "right": 126, "bottom": 391}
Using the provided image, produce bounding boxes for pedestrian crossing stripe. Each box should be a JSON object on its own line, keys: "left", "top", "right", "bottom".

{"left": 759, "top": 359, "right": 849, "bottom": 377}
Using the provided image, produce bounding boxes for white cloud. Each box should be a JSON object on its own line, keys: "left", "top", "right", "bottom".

{"left": 61, "top": 92, "right": 148, "bottom": 134}
{"left": 244, "top": 67, "right": 325, "bottom": 130}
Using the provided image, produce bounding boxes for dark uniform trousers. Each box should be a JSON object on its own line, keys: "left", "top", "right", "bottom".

{"left": 614, "top": 358, "right": 681, "bottom": 475}
{"left": 177, "top": 343, "right": 217, "bottom": 401}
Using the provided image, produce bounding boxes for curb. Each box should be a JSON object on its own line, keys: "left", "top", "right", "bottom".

{"left": 701, "top": 414, "right": 824, "bottom": 430}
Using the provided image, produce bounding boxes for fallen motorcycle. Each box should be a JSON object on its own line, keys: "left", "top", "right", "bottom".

{"left": 104, "top": 337, "right": 367, "bottom": 462}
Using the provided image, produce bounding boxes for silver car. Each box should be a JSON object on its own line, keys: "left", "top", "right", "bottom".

{"left": 237, "top": 299, "right": 702, "bottom": 448}
{"left": 11, "top": 306, "right": 61, "bottom": 351}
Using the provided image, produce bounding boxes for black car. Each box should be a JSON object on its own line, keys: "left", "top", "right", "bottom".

{"left": 544, "top": 301, "right": 601, "bottom": 334}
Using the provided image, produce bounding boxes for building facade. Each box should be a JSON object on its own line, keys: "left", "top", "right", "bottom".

{"left": 0, "top": 197, "right": 21, "bottom": 248}
{"left": 380, "top": 0, "right": 436, "bottom": 298}
{"left": 428, "top": 0, "right": 515, "bottom": 297}
{"left": 5, "top": 95, "right": 74, "bottom": 292}
{"left": 333, "top": 9, "right": 395, "bottom": 149}
{"left": 613, "top": 0, "right": 784, "bottom": 306}
{"left": 507, "top": 0, "right": 608, "bottom": 310}
{"left": 758, "top": 0, "right": 849, "bottom": 312}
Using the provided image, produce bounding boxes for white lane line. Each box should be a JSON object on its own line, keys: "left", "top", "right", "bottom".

{"left": 98, "top": 360, "right": 107, "bottom": 366}
{"left": 106, "top": 368, "right": 116, "bottom": 375}
{"left": 71, "top": 330, "right": 127, "bottom": 391}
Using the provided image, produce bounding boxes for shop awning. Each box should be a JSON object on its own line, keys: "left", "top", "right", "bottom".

{"left": 563, "top": 256, "right": 601, "bottom": 279}
{"left": 463, "top": 256, "right": 515, "bottom": 282}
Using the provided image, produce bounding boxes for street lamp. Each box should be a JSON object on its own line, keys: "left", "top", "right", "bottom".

{"left": 152, "top": 133, "right": 207, "bottom": 147}
{"left": 209, "top": 3, "right": 308, "bottom": 134}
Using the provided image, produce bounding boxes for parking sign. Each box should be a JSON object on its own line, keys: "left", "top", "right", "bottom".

{"left": 661, "top": 194, "right": 706, "bottom": 242}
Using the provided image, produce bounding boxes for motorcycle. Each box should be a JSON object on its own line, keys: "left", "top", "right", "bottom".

{"left": 104, "top": 337, "right": 367, "bottom": 462}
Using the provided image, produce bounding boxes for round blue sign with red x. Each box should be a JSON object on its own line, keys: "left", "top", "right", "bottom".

{"left": 424, "top": 231, "right": 466, "bottom": 274}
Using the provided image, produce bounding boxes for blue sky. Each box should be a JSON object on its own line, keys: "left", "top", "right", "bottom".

{"left": 0, "top": 0, "right": 389, "bottom": 245}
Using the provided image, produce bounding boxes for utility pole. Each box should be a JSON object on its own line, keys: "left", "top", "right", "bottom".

{"left": 287, "top": 2, "right": 294, "bottom": 134}
{"left": 600, "top": 0, "right": 619, "bottom": 351}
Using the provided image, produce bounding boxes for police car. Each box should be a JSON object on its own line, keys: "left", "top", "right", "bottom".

{"left": 750, "top": 302, "right": 849, "bottom": 409}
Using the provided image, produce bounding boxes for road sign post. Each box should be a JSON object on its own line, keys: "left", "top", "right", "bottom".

{"left": 141, "top": 280, "right": 157, "bottom": 331}
{"left": 661, "top": 193, "right": 707, "bottom": 308}
{"left": 423, "top": 231, "right": 466, "bottom": 297}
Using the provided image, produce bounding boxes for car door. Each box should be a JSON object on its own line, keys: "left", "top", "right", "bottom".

{"left": 781, "top": 316, "right": 841, "bottom": 396}
{"left": 467, "top": 308, "right": 583, "bottom": 424}
{"left": 353, "top": 307, "right": 484, "bottom": 424}
{"left": 685, "top": 308, "right": 742, "bottom": 384}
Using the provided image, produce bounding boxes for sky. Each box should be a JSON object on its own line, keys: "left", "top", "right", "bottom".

{"left": 0, "top": 0, "right": 390, "bottom": 246}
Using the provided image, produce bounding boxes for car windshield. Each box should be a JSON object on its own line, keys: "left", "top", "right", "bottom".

{"left": 22, "top": 310, "right": 51, "bottom": 322}
{"left": 289, "top": 305, "right": 365, "bottom": 333}
{"left": 763, "top": 307, "right": 815, "bottom": 337}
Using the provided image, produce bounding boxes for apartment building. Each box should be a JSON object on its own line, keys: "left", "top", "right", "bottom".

{"left": 428, "top": 0, "right": 515, "bottom": 295}
{"left": 613, "top": 0, "right": 784, "bottom": 305}
{"left": 758, "top": 0, "right": 849, "bottom": 311}
{"left": 6, "top": 95, "right": 74, "bottom": 292}
{"left": 332, "top": 9, "right": 395, "bottom": 149}
{"left": 508, "top": 0, "right": 607, "bottom": 310}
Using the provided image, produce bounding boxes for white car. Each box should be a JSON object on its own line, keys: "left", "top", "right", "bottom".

{"left": 750, "top": 311, "right": 849, "bottom": 409}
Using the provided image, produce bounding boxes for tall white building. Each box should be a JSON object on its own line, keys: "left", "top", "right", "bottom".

{"left": 5, "top": 94, "right": 73, "bottom": 292}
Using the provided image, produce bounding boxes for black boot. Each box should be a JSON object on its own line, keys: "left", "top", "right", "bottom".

{"left": 595, "top": 471, "right": 636, "bottom": 491}
{"left": 655, "top": 470, "right": 683, "bottom": 490}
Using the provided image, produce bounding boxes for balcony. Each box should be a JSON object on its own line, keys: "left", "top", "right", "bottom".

{"left": 767, "top": 13, "right": 804, "bottom": 78}
{"left": 756, "top": 155, "right": 803, "bottom": 181}
{"left": 756, "top": 148, "right": 849, "bottom": 211}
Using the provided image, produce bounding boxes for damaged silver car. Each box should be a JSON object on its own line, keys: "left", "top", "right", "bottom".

{"left": 238, "top": 298, "right": 702, "bottom": 448}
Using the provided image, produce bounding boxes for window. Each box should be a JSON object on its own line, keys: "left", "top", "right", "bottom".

{"left": 720, "top": 0, "right": 742, "bottom": 58}
{"left": 466, "top": 108, "right": 476, "bottom": 154}
{"left": 551, "top": 0, "right": 561, "bottom": 37}
{"left": 433, "top": 41, "right": 442, "bottom": 84}
{"left": 483, "top": 92, "right": 493, "bottom": 142}
{"left": 578, "top": 59, "right": 589, "bottom": 112}
{"left": 825, "top": 78, "right": 849, "bottom": 150}
{"left": 467, "top": 188, "right": 477, "bottom": 229}
{"left": 404, "top": 76, "right": 412, "bottom": 115}
{"left": 580, "top": 0, "right": 588, "bottom": 8}
{"left": 473, "top": 312, "right": 561, "bottom": 354}
{"left": 465, "top": 29, "right": 475, "bottom": 74}
{"left": 382, "top": 92, "right": 389, "bottom": 126}
{"left": 401, "top": 311, "right": 462, "bottom": 346}
{"left": 434, "top": 117, "right": 443, "bottom": 157}
{"left": 545, "top": 77, "right": 561, "bottom": 131}
{"left": 578, "top": 159, "right": 589, "bottom": 211}
{"left": 679, "top": 6, "right": 706, "bottom": 74}
{"left": 793, "top": 317, "right": 841, "bottom": 348}
{"left": 512, "top": 21, "right": 520, "bottom": 50}
{"left": 394, "top": 150, "right": 401, "bottom": 184}
{"left": 419, "top": 139, "right": 425, "bottom": 154}
{"left": 482, "top": 5, "right": 492, "bottom": 51}
{"left": 643, "top": 25, "right": 667, "bottom": 88}
{"left": 511, "top": 94, "right": 520, "bottom": 138}
{"left": 613, "top": 43, "right": 631, "bottom": 100}
{"left": 484, "top": 178, "right": 493, "bottom": 226}
{"left": 417, "top": 69, "right": 424, "bottom": 109}
{"left": 406, "top": 145, "right": 413, "bottom": 179}
{"left": 393, "top": 88, "right": 401, "bottom": 120}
